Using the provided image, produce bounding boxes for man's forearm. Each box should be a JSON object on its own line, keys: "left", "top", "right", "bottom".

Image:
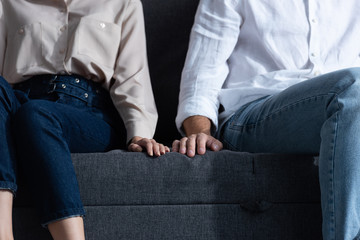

{"left": 182, "top": 115, "right": 212, "bottom": 136}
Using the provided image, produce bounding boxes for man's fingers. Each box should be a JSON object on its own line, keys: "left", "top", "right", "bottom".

{"left": 179, "top": 137, "right": 188, "bottom": 154}
{"left": 186, "top": 135, "right": 197, "bottom": 157}
{"left": 172, "top": 140, "right": 180, "bottom": 152}
{"left": 173, "top": 134, "right": 223, "bottom": 157}
{"left": 206, "top": 138, "right": 223, "bottom": 152}
{"left": 196, "top": 133, "right": 208, "bottom": 155}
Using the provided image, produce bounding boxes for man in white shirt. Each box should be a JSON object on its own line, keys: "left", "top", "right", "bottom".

{"left": 172, "top": 0, "right": 360, "bottom": 239}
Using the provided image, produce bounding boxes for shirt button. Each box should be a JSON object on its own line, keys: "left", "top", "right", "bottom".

{"left": 59, "top": 49, "right": 65, "bottom": 54}
{"left": 84, "top": 93, "right": 89, "bottom": 98}
{"left": 61, "top": 84, "right": 66, "bottom": 89}
{"left": 99, "top": 23, "right": 106, "bottom": 29}
{"left": 75, "top": 78, "right": 80, "bottom": 83}
{"left": 311, "top": 52, "right": 316, "bottom": 57}
{"left": 18, "top": 28, "right": 25, "bottom": 34}
{"left": 311, "top": 19, "right": 317, "bottom": 24}
{"left": 314, "top": 71, "right": 321, "bottom": 76}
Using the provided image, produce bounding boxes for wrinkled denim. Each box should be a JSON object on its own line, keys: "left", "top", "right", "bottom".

{"left": 0, "top": 75, "right": 123, "bottom": 225}
{"left": 221, "top": 68, "right": 360, "bottom": 240}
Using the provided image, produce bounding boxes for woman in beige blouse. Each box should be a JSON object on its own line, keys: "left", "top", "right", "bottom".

{"left": 0, "top": 0, "right": 169, "bottom": 239}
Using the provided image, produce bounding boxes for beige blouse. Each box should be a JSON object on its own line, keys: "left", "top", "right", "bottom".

{"left": 0, "top": 0, "right": 158, "bottom": 143}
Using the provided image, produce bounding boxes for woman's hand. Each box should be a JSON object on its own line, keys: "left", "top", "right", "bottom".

{"left": 128, "top": 136, "right": 170, "bottom": 157}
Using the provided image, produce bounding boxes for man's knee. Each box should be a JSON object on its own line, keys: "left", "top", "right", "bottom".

{"left": 339, "top": 67, "right": 360, "bottom": 85}
{"left": 340, "top": 67, "right": 360, "bottom": 91}
{"left": 326, "top": 67, "right": 360, "bottom": 97}
{"left": 327, "top": 68, "right": 360, "bottom": 115}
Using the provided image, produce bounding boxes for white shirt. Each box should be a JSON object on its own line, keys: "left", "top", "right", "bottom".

{"left": 0, "top": 0, "right": 158, "bottom": 143}
{"left": 176, "top": 0, "right": 360, "bottom": 136}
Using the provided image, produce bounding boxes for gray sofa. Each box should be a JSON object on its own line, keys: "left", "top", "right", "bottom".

{"left": 13, "top": 0, "right": 323, "bottom": 239}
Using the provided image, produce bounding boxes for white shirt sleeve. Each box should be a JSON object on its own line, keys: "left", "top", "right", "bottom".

{"left": 175, "top": 0, "right": 242, "bottom": 135}
{"left": 0, "top": 0, "right": 5, "bottom": 75}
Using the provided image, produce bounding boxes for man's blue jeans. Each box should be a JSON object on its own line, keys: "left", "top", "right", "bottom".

{"left": 0, "top": 75, "right": 123, "bottom": 226}
{"left": 221, "top": 68, "right": 360, "bottom": 240}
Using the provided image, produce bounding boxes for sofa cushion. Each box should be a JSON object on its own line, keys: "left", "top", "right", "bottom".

{"left": 15, "top": 150, "right": 320, "bottom": 208}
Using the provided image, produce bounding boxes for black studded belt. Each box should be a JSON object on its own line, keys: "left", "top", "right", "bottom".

{"left": 14, "top": 74, "right": 113, "bottom": 109}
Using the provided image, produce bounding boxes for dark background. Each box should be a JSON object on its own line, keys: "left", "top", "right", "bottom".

{"left": 142, "top": 0, "right": 200, "bottom": 145}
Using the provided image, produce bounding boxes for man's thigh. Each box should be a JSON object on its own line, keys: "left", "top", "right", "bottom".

{"left": 220, "top": 68, "right": 360, "bottom": 154}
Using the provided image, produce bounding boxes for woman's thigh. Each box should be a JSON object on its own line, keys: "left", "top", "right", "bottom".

{"left": 13, "top": 99, "right": 122, "bottom": 153}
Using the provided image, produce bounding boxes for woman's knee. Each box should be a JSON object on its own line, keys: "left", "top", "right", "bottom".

{"left": 13, "top": 100, "right": 61, "bottom": 136}
{"left": 0, "top": 76, "right": 21, "bottom": 114}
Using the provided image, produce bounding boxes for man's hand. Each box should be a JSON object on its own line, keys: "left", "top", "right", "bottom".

{"left": 172, "top": 115, "right": 223, "bottom": 157}
{"left": 172, "top": 133, "right": 223, "bottom": 157}
{"left": 128, "top": 136, "right": 170, "bottom": 157}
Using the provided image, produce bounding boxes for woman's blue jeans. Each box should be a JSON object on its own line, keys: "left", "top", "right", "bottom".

{"left": 221, "top": 67, "right": 360, "bottom": 240}
{"left": 0, "top": 75, "right": 123, "bottom": 226}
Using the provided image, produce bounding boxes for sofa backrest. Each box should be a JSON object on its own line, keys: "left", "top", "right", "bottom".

{"left": 142, "top": 0, "right": 200, "bottom": 145}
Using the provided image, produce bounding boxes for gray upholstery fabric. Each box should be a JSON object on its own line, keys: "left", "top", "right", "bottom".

{"left": 14, "top": 151, "right": 322, "bottom": 239}
{"left": 14, "top": 204, "right": 322, "bottom": 240}
{"left": 16, "top": 151, "right": 320, "bottom": 207}
{"left": 12, "top": 0, "right": 323, "bottom": 239}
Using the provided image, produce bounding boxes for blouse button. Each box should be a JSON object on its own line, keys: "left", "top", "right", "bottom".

{"left": 60, "top": 26, "right": 67, "bottom": 32}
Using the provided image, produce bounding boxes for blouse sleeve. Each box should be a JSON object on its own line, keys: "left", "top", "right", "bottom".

{"left": 110, "top": 0, "right": 158, "bottom": 143}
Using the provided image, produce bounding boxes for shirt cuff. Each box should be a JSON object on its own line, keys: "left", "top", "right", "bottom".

{"left": 176, "top": 97, "right": 219, "bottom": 136}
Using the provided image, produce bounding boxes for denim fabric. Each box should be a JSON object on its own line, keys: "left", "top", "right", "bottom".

{"left": 0, "top": 75, "right": 123, "bottom": 225}
{"left": 221, "top": 68, "right": 360, "bottom": 240}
